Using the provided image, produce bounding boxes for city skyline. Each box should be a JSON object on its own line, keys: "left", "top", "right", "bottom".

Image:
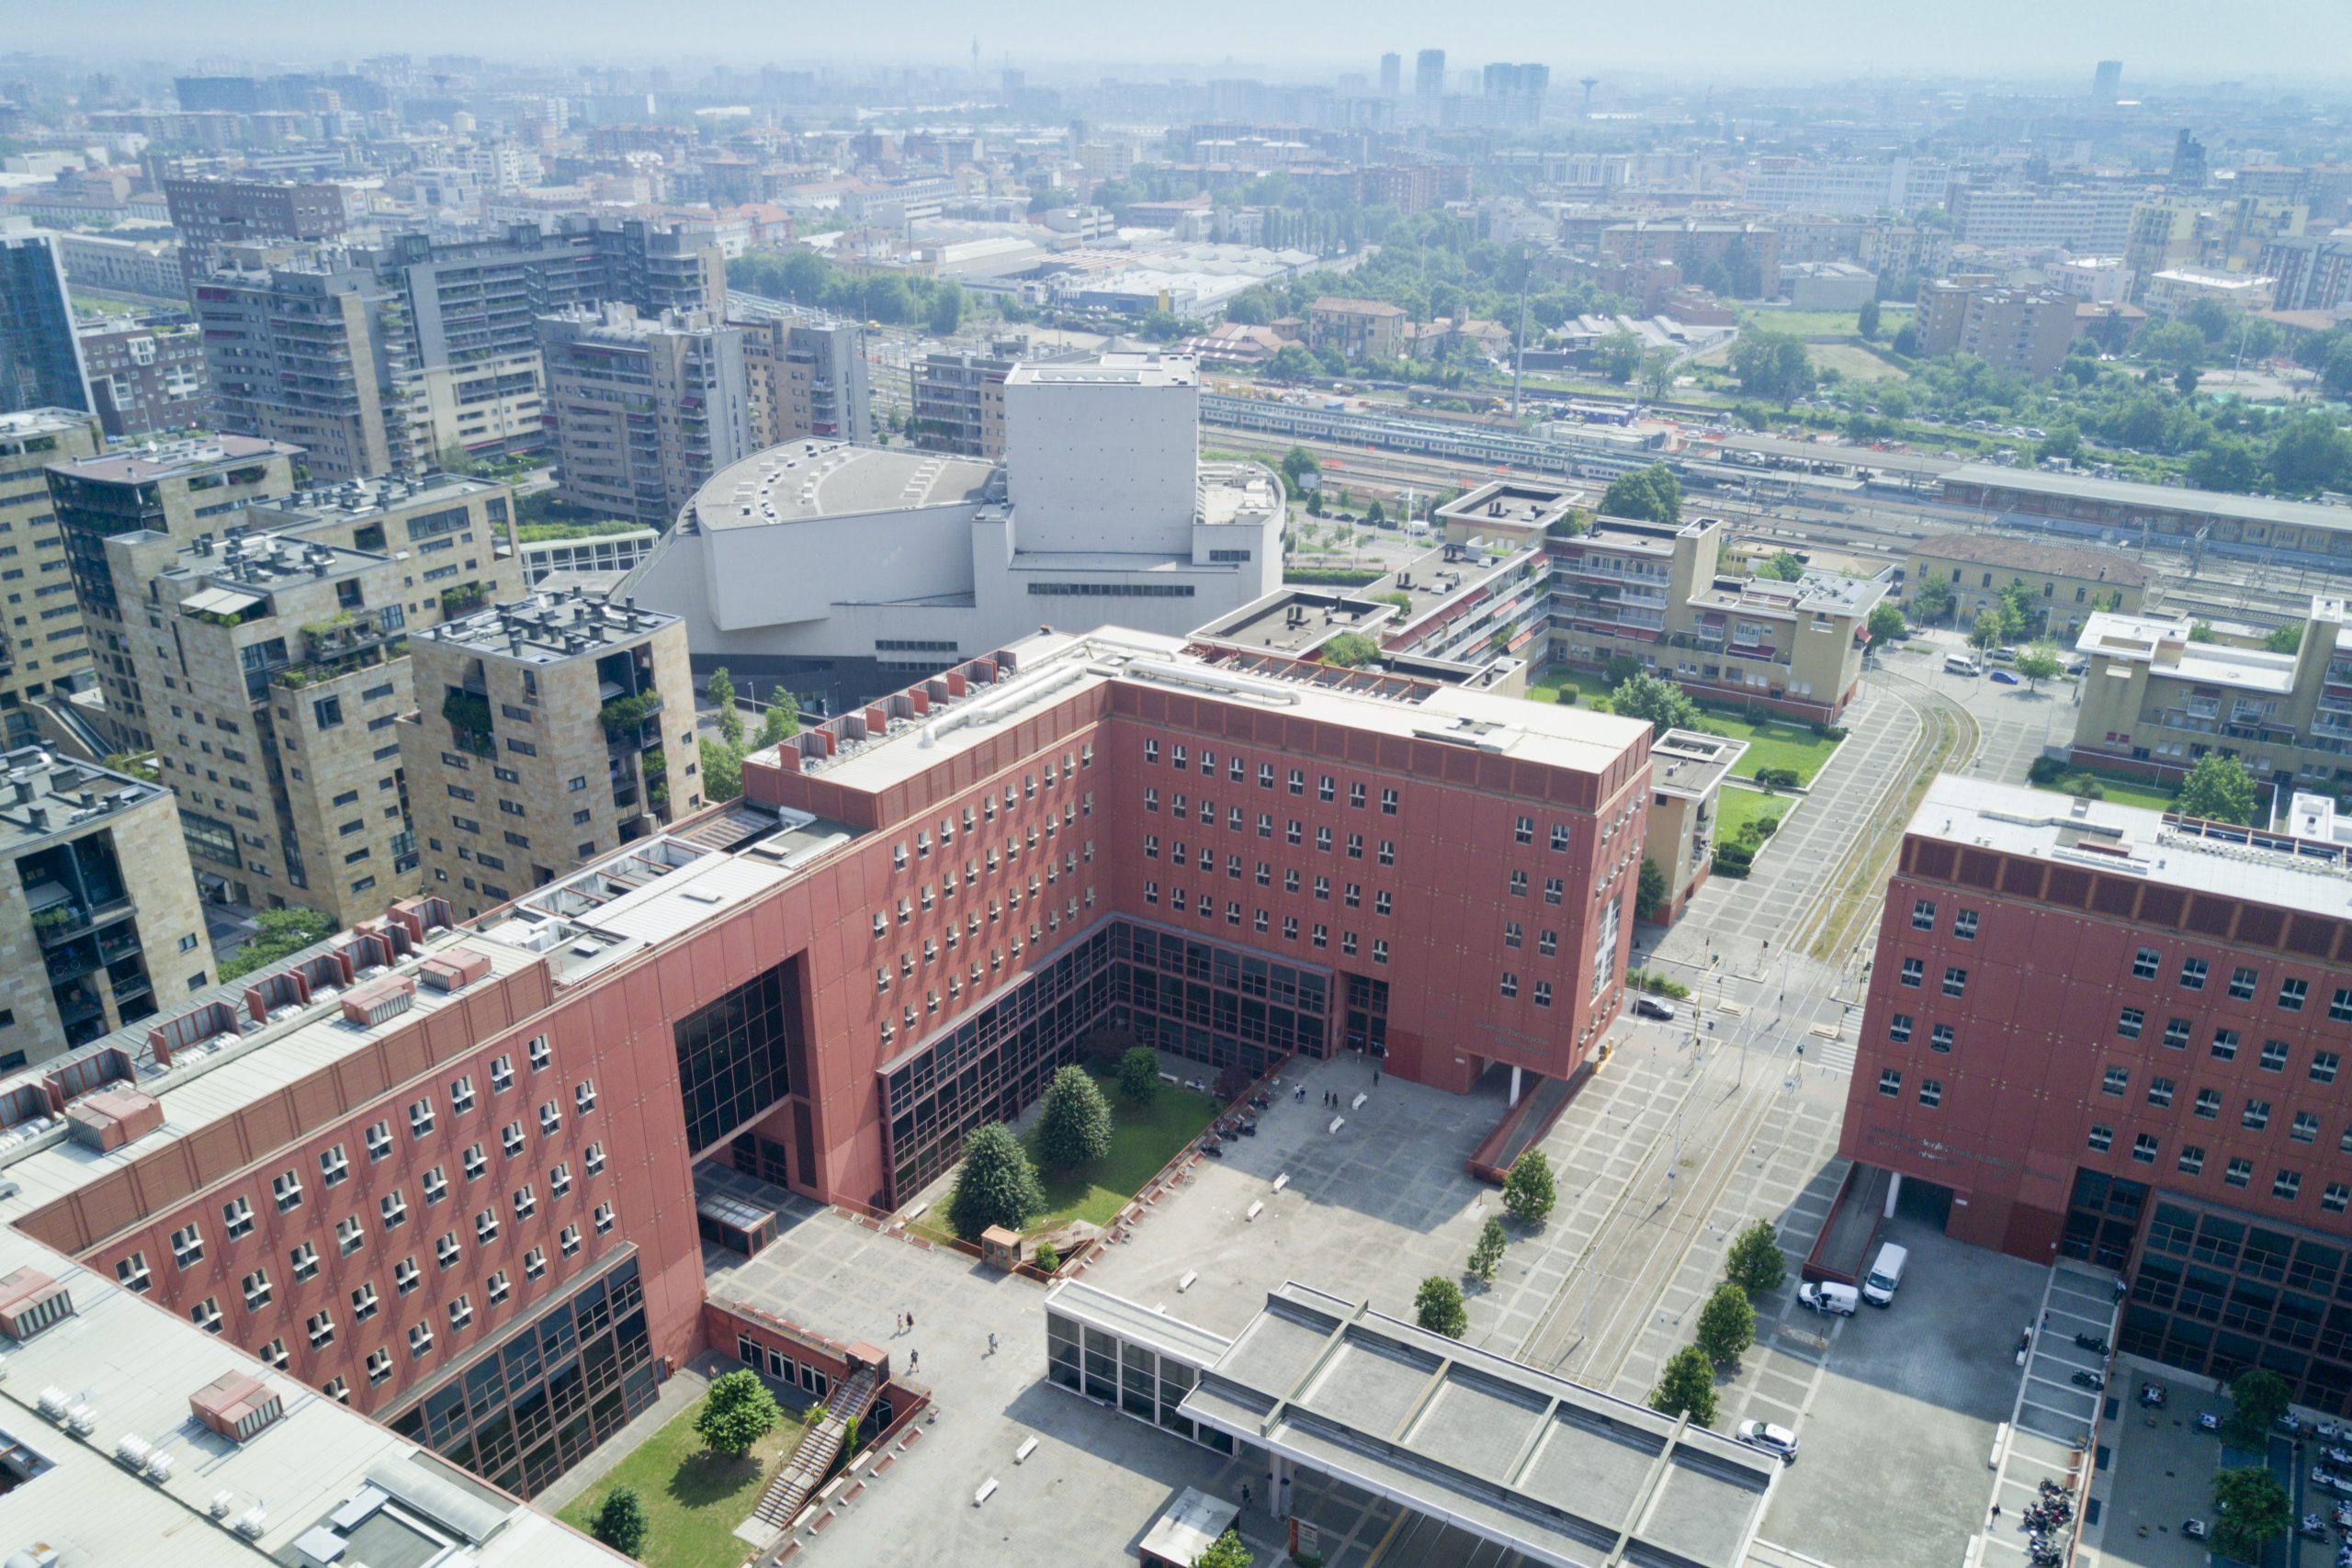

{"left": 15, "top": 0, "right": 2352, "bottom": 81}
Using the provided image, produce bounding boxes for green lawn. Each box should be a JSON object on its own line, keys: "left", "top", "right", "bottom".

{"left": 912, "top": 1075, "right": 1224, "bottom": 1245}
{"left": 1024, "top": 1079, "right": 1224, "bottom": 1233}
{"left": 557, "top": 1389, "right": 819, "bottom": 1568}
{"left": 2028, "top": 768, "right": 2179, "bottom": 814}
{"left": 1714, "top": 785, "right": 1794, "bottom": 844}
{"left": 1526, "top": 671, "right": 1841, "bottom": 785}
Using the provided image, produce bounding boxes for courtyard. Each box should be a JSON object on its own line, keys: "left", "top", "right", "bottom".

{"left": 556, "top": 1386, "right": 820, "bottom": 1568}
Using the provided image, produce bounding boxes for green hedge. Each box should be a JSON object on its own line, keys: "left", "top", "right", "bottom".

{"left": 1284, "top": 567, "right": 1385, "bottom": 587}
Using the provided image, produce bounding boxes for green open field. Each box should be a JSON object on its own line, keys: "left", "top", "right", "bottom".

{"left": 557, "top": 1390, "right": 819, "bottom": 1568}
{"left": 1525, "top": 671, "right": 1842, "bottom": 785}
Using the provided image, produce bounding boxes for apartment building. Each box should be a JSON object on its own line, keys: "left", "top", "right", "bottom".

{"left": 45, "top": 434, "right": 301, "bottom": 753}
{"left": 108, "top": 473, "right": 524, "bottom": 921}
{"left": 1914, "top": 276, "right": 2076, "bottom": 377}
{"left": 402, "top": 592, "right": 695, "bottom": 918}
{"left": 1306, "top": 296, "right": 1408, "bottom": 361}
{"left": 1742, "top": 157, "right": 1953, "bottom": 218}
{"left": 1641, "top": 729, "right": 1746, "bottom": 923}
{"left": 518, "top": 525, "right": 659, "bottom": 586}
{"left": 189, "top": 219, "right": 728, "bottom": 483}
{"left": 2067, "top": 598, "right": 2352, "bottom": 794}
{"left": 2259, "top": 235, "right": 2352, "bottom": 314}
{"left": 1904, "top": 534, "right": 2161, "bottom": 637}
{"left": 0, "top": 747, "right": 213, "bottom": 1061}
{"left": 1596, "top": 221, "right": 1783, "bottom": 299}
{"left": 738, "top": 309, "right": 871, "bottom": 446}
{"left": 1846, "top": 774, "right": 2352, "bottom": 1410}
{"left": 50, "top": 228, "right": 187, "bottom": 300}
{"left": 1949, "top": 183, "right": 2142, "bottom": 251}
{"left": 78, "top": 319, "right": 209, "bottom": 438}
{"left": 537, "top": 305, "right": 752, "bottom": 530}
{"left": 0, "top": 408, "right": 103, "bottom": 731}
{"left": 1543, "top": 512, "right": 1887, "bottom": 723}
{"left": 0, "top": 231, "right": 90, "bottom": 419}
{"left": 163, "top": 175, "right": 347, "bottom": 268}
{"left": 909, "top": 339, "right": 1025, "bottom": 457}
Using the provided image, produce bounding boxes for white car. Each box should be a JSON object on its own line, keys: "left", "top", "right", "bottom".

{"left": 1738, "top": 1421, "right": 1800, "bottom": 1461}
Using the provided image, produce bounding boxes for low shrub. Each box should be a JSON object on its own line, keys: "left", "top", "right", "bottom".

{"left": 1754, "top": 765, "right": 1801, "bottom": 789}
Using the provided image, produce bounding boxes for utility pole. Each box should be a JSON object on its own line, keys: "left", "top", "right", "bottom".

{"left": 1511, "top": 263, "right": 1530, "bottom": 421}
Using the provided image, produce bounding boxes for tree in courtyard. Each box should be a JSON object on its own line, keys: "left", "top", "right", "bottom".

{"left": 1318, "top": 632, "right": 1381, "bottom": 668}
{"left": 1890, "top": 323, "right": 1921, "bottom": 357}
{"left": 1637, "top": 857, "right": 1668, "bottom": 919}
{"left": 1502, "top": 1148, "right": 1557, "bottom": 1226}
{"left": 1968, "top": 609, "right": 2006, "bottom": 652}
{"left": 1468, "top": 1216, "right": 1508, "bottom": 1285}
{"left": 2015, "top": 640, "right": 2064, "bottom": 692}
{"left": 1195, "top": 1526, "right": 1254, "bottom": 1568}
{"left": 1036, "top": 1065, "right": 1114, "bottom": 1169}
{"left": 756, "top": 690, "right": 801, "bottom": 747}
{"left": 1610, "top": 671, "right": 1703, "bottom": 739}
{"left": 218, "top": 906, "right": 340, "bottom": 981}
{"left": 2177, "top": 753, "right": 2259, "bottom": 827}
{"left": 1912, "top": 575, "right": 1954, "bottom": 626}
{"left": 1600, "top": 461, "right": 1682, "bottom": 525}
{"left": 1650, "top": 1346, "right": 1719, "bottom": 1426}
{"left": 698, "top": 738, "right": 745, "bottom": 803}
{"left": 1723, "top": 1219, "right": 1787, "bottom": 1295}
{"left": 695, "top": 1369, "right": 781, "bottom": 1456}
{"left": 1115, "top": 1046, "right": 1161, "bottom": 1106}
{"left": 1756, "top": 549, "right": 1804, "bottom": 581}
{"left": 2212, "top": 1465, "right": 2292, "bottom": 1564}
{"left": 1866, "top": 601, "right": 1907, "bottom": 647}
{"left": 706, "top": 667, "right": 743, "bottom": 750}
{"left": 2222, "top": 1367, "right": 2291, "bottom": 1450}
{"left": 946, "top": 1122, "right": 1046, "bottom": 1241}
{"left": 589, "top": 1485, "right": 650, "bottom": 1558}
{"left": 1857, "top": 298, "right": 1882, "bottom": 341}
{"left": 1694, "top": 1280, "right": 1758, "bottom": 1366}
{"left": 2265, "top": 622, "right": 2305, "bottom": 654}
{"left": 1415, "top": 1275, "right": 1468, "bottom": 1338}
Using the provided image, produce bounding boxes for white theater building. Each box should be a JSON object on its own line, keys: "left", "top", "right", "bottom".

{"left": 624, "top": 353, "right": 1283, "bottom": 711}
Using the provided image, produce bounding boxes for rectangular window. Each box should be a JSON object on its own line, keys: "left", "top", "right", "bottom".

{"left": 2101, "top": 1066, "right": 2129, "bottom": 1096}
{"left": 1929, "top": 1023, "right": 1954, "bottom": 1053}
{"left": 335, "top": 1216, "right": 363, "bottom": 1255}
{"left": 1878, "top": 1069, "right": 1902, "bottom": 1097}
{"left": 2228, "top": 966, "right": 2258, "bottom": 1000}
{"left": 379, "top": 1190, "right": 407, "bottom": 1230}
{"left": 2132, "top": 1134, "right": 2158, "bottom": 1165}
{"left": 2087, "top": 1124, "right": 2114, "bottom": 1152}
{"left": 2314, "top": 1052, "right": 2341, "bottom": 1085}
{"left": 319, "top": 1144, "right": 349, "bottom": 1186}
{"left": 2291, "top": 1111, "right": 2320, "bottom": 1144}
{"left": 170, "top": 1224, "right": 204, "bottom": 1267}
{"left": 1941, "top": 967, "right": 1967, "bottom": 998}
{"left": 2279, "top": 978, "right": 2310, "bottom": 1011}
{"left": 1918, "top": 1079, "right": 1943, "bottom": 1107}
{"left": 1952, "top": 909, "right": 1979, "bottom": 941}
{"left": 2179, "top": 1146, "right": 2206, "bottom": 1176}
{"left": 1888, "top": 1013, "right": 1913, "bottom": 1043}
{"left": 2274, "top": 1169, "right": 2302, "bottom": 1201}
{"left": 449, "top": 1075, "right": 476, "bottom": 1113}
{"left": 423, "top": 1167, "right": 447, "bottom": 1204}
{"left": 1899, "top": 958, "right": 1923, "bottom": 987}
{"left": 222, "top": 1196, "right": 254, "bottom": 1239}
{"left": 2148, "top": 1077, "right": 2176, "bottom": 1108}
{"left": 2178, "top": 957, "right": 2208, "bottom": 990}
{"left": 289, "top": 1242, "right": 318, "bottom": 1281}
{"left": 2258, "top": 1040, "right": 2290, "bottom": 1072}
{"left": 1911, "top": 898, "right": 1936, "bottom": 931}
{"left": 2195, "top": 1088, "right": 2222, "bottom": 1118}
{"left": 271, "top": 1169, "right": 302, "bottom": 1212}
{"left": 2163, "top": 1018, "right": 2192, "bottom": 1050}
{"left": 2244, "top": 1100, "right": 2271, "bottom": 1131}
{"left": 307, "top": 1310, "right": 334, "bottom": 1348}
{"left": 2211, "top": 1030, "right": 2240, "bottom": 1061}
{"left": 2132, "top": 948, "right": 2161, "bottom": 979}
{"left": 394, "top": 1258, "right": 420, "bottom": 1294}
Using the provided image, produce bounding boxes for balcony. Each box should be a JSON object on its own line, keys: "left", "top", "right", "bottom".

{"left": 300, "top": 606, "right": 405, "bottom": 664}
{"left": 30, "top": 896, "right": 134, "bottom": 950}
{"left": 599, "top": 692, "right": 666, "bottom": 744}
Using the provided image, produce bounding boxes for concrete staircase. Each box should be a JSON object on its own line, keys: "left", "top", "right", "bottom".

{"left": 752, "top": 1366, "right": 881, "bottom": 1530}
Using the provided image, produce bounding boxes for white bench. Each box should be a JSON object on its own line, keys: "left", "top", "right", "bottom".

{"left": 974, "top": 1478, "right": 999, "bottom": 1506}
{"left": 1015, "top": 1437, "right": 1039, "bottom": 1464}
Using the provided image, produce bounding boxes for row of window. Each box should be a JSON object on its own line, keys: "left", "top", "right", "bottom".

{"left": 886, "top": 751, "right": 1091, "bottom": 878}
{"left": 1136, "top": 885, "right": 1390, "bottom": 963}
{"left": 875, "top": 892, "right": 1094, "bottom": 1049}
{"left": 1139, "top": 743, "right": 1407, "bottom": 823}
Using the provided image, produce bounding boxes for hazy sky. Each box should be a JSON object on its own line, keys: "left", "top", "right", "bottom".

{"left": 19, "top": 0, "right": 2351, "bottom": 83}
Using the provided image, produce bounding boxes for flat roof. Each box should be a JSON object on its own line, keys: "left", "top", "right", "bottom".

{"left": 1906, "top": 530, "right": 2160, "bottom": 587}
{"left": 1651, "top": 728, "right": 1747, "bottom": 798}
{"left": 2075, "top": 610, "right": 2297, "bottom": 694}
{"left": 46, "top": 434, "right": 299, "bottom": 486}
{"left": 1046, "top": 1279, "right": 1238, "bottom": 1369}
{"left": 0, "top": 1202, "right": 608, "bottom": 1568}
{"left": 690, "top": 440, "right": 995, "bottom": 531}
{"left": 418, "top": 587, "right": 676, "bottom": 666}
{"left": 248, "top": 471, "right": 506, "bottom": 528}
{"left": 1944, "top": 461, "right": 2352, "bottom": 533}
{"left": 1003, "top": 352, "right": 1197, "bottom": 388}
{"left": 1180, "top": 1282, "right": 1777, "bottom": 1568}
{"left": 786, "top": 627, "right": 1650, "bottom": 795}
{"left": 1912, "top": 774, "right": 2352, "bottom": 916}
{"left": 0, "top": 407, "right": 92, "bottom": 440}
{"left": 0, "top": 746, "right": 173, "bottom": 857}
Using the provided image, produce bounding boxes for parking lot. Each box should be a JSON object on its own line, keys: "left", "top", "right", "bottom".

{"left": 1758, "top": 1207, "right": 2049, "bottom": 1568}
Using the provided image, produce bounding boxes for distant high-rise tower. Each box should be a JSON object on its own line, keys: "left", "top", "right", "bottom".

{"left": 0, "top": 233, "right": 90, "bottom": 418}
{"left": 1414, "top": 48, "right": 1445, "bottom": 117}
{"left": 1481, "top": 62, "right": 1549, "bottom": 129}
{"left": 1379, "top": 52, "right": 1401, "bottom": 96}
{"left": 2092, "top": 60, "right": 2122, "bottom": 100}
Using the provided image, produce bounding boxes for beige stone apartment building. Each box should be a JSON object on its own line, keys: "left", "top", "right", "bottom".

{"left": 0, "top": 747, "right": 213, "bottom": 1062}
{"left": 1642, "top": 728, "right": 1747, "bottom": 923}
{"left": 43, "top": 434, "right": 301, "bottom": 753}
{"left": 1903, "top": 533, "right": 2161, "bottom": 639}
{"left": 2071, "top": 598, "right": 2352, "bottom": 795}
{"left": 1547, "top": 513, "right": 1889, "bottom": 723}
{"left": 401, "top": 590, "right": 696, "bottom": 919}
{"left": 0, "top": 408, "right": 104, "bottom": 737}
{"left": 108, "top": 473, "right": 524, "bottom": 923}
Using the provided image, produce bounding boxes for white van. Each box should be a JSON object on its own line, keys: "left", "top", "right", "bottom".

{"left": 1943, "top": 652, "right": 1983, "bottom": 677}
{"left": 1861, "top": 1242, "right": 1909, "bottom": 1307}
{"left": 1798, "top": 1280, "right": 1859, "bottom": 1316}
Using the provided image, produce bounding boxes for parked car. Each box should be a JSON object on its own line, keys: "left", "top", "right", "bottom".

{"left": 1990, "top": 669, "right": 2021, "bottom": 684}
{"left": 1798, "top": 1281, "right": 1859, "bottom": 1316}
{"left": 1986, "top": 647, "right": 2018, "bottom": 664}
{"left": 1861, "top": 1242, "right": 1908, "bottom": 1307}
{"left": 2141, "top": 1382, "right": 2168, "bottom": 1408}
{"left": 1634, "top": 996, "right": 1678, "bottom": 1021}
{"left": 1737, "top": 1421, "right": 1801, "bottom": 1461}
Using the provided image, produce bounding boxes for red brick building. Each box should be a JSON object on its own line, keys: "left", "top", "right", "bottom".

{"left": 1846, "top": 776, "right": 2352, "bottom": 1411}
{"left": 0, "top": 626, "right": 1651, "bottom": 1498}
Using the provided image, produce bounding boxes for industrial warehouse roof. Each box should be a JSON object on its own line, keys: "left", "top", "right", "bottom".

{"left": 1943, "top": 461, "right": 2352, "bottom": 533}
{"left": 1178, "top": 1282, "right": 1779, "bottom": 1568}
{"left": 690, "top": 439, "right": 995, "bottom": 530}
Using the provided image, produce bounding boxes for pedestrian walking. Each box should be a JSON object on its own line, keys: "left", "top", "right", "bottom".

{"left": 1242, "top": 1483, "right": 1252, "bottom": 1508}
{"left": 910, "top": 1349, "right": 919, "bottom": 1372}
{"left": 988, "top": 1332, "right": 999, "bottom": 1356}
{"left": 908, "top": 1312, "right": 915, "bottom": 1332}
{"left": 1373, "top": 1069, "right": 1380, "bottom": 1085}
